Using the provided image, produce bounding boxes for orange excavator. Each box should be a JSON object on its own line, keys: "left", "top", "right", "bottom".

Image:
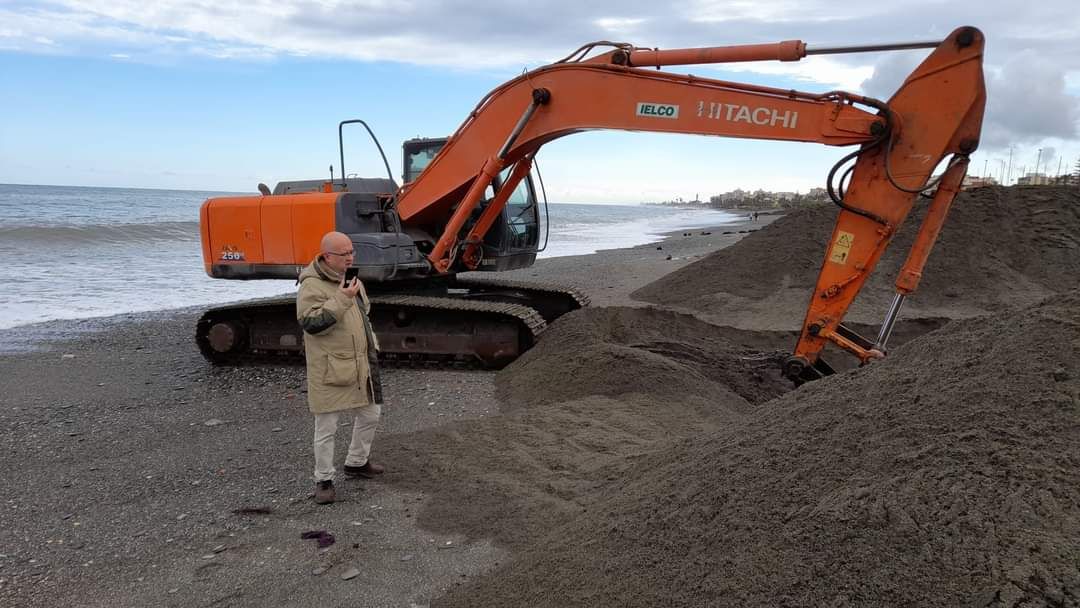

{"left": 198, "top": 26, "right": 986, "bottom": 383}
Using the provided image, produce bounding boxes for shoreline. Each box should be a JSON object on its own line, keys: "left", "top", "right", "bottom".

{"left": 0, "top": 213, "right": 779, "bottom": 354}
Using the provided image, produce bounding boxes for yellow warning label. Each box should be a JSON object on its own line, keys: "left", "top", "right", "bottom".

{"left": 829, "top": 231, "right": 855, "bottom": 264}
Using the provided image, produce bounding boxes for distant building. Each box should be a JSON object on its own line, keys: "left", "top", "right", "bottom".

{"left": 1017, "top": 172, "right": 1051, "bottom": 186}
{"left": 961, "top": 175, "right": 998, "bottom": 190}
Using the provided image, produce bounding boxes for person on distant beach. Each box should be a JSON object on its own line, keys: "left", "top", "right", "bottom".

{"left": 296, "top": 231, "right": 384, "bottom": 505}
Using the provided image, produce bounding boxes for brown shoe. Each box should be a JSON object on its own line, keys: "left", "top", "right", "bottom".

{"left": 314, "top": 480, "right": 335, "bottom": 504}
{"left": 343, "top": 461, "right": 384, "bottom": 478}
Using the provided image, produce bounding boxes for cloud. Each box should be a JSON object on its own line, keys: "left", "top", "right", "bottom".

{"left": 5, "top": 0, "right": 1080, "bottom": 151}
{"left": 980, "top": 50, "right": 1079, "bottom": 150}
{"left": 860, "top": 52, "right": 922, "bottom": 100}
{"left": 859, "top": 33, "right": 1079, "bottom": 158}
{"left": 4, "top": 1, "right": 1071, "bottom": 72}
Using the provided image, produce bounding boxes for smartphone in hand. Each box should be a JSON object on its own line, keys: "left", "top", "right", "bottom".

{"left": 343, "top": 267, "right": 360, "bottom": 284}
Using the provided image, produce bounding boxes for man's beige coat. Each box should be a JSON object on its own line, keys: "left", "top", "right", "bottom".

{"left": 296, "top": 258, "right": 381, "bottom": 414}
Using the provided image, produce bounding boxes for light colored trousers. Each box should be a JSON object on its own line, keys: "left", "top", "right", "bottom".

{"left": 312, "top": 403, "right": 381, "bottom": 482}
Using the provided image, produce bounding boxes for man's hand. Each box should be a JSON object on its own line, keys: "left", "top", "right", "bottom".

{"left": 340, "top": 277, "right": 362, "bottom": 298}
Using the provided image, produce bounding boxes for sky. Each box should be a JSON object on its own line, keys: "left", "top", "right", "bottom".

{"left": 1, "top": 0, "right": 1078, "bottom": 203}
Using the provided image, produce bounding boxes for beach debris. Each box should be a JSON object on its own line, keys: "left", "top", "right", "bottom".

{"left": 665, "top": 255, "right": 673, "bottom": 260}
{"left": 212, "top": 545, "right": 226, "bottom": 554}
{"left": 203, "top": 418, "right": 224, "bottom": 427}
{"left": 61, "top": 354, "right": 76, "bottom": 359}
{"left": 311, "top": 566, "right": 328, "bottom": 576}
{"left": 400, "top": 554, "right": 415, "bottom": 562}
{"left": 340, "top": 566, "right": 360, "bottom": 580}
{"left": 271, "top": 427, "right": 283, "bottom": 432}
{"left": 232, "top": 506, "right": 273, "bottom": 516}
{"left": 300, "top": 530, "right": 335, "bottom": 548}
{"left": 700, "top": 231, "right": 711, "bottom": 235}
{"left": 656, "top": 246, "right": 663, "bottom": 250}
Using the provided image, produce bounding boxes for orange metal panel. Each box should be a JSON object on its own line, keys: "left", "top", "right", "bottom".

{"left": 290, "top": 193, "right": 337, "bottom": 265}
{"left": 260, "top": 196, "right": 295, "bottom": 264}
{"left": 205, "top": 196, "right": 264, "bottom": 265}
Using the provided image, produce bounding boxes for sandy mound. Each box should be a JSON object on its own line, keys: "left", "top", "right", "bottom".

{"left": 496, "top": 306, "right": 793, "bottom": 410}
{"left": 437, "top": 291, "right": 1080, "bottom": 607}
{"left": 382, "top": 307, "right": 795, "bottom": 551}
{"left": 633, "top": 186, "right": 1080, "bottom": 328}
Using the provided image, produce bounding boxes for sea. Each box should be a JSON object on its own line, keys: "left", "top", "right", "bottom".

{"left": 0, "top": 183, "right": 739, "bottom": 330}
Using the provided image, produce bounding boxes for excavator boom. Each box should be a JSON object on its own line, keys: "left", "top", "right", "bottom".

{"left": 387, "top": 27, "right": 985, "bottom": 379}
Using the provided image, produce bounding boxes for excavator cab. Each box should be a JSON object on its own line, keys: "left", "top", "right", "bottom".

{"left": 403, "top": 137, "right": 540, "bottom": 272}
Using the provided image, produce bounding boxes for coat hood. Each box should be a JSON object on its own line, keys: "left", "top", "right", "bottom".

{"left": 299, "top": 256, "right": 342, "bottom": 285}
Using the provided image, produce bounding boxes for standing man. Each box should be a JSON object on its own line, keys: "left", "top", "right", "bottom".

{"left": 296, "top": 231, "right": 384, "bottom": 505}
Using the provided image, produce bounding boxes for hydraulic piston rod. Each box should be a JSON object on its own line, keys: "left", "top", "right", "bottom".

{"left": 874, "top": 293, "right": 907, "bottom": 351}
{"left": 806, "top": 40, "right": 943, "bottom": 56}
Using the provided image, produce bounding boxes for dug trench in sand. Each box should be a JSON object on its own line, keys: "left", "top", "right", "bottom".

{"left": 378, "top": 186, "right": 1080, "bottom": 607}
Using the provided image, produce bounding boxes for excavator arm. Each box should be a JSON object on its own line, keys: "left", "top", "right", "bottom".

{"left": 395, "top": 26, "right": 986, "bottom": 382}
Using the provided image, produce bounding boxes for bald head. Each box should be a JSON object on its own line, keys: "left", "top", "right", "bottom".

{"left": 319, "top": 231, "right": 355, "bottom": 273}
{"left": 320, "top": 231, "right": 352, "bottom": 254}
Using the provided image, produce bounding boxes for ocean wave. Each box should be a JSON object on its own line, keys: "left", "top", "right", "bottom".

{"left": 0, "top": 221, "right": 201, "bottom": 245}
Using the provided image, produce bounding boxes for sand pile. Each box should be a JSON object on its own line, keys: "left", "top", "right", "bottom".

{"left": 633, "top": 186, "right": 1080, "bottom": 328}
{"left": 496, "top": 306, "right": 793, "bottom": 410}
{"left": 382, "top": 307, "right": 794, "bottom": 550}
{"left": 436, "top": 291, "right": 1080, "bottom": 607}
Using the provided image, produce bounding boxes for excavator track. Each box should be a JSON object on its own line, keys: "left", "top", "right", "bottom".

{"left": 196, "top": 292, "right": 550, "bottom": 368}
{"left": 450, "top": 276, "right": 590, "bottom": 321}
{"left": 370, "top": 294, "right": 546, "bottom": 367}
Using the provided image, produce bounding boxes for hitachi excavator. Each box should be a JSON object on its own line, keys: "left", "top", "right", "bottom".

{"left": 198, "top": 26, "right": 986, "bottom": 383}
